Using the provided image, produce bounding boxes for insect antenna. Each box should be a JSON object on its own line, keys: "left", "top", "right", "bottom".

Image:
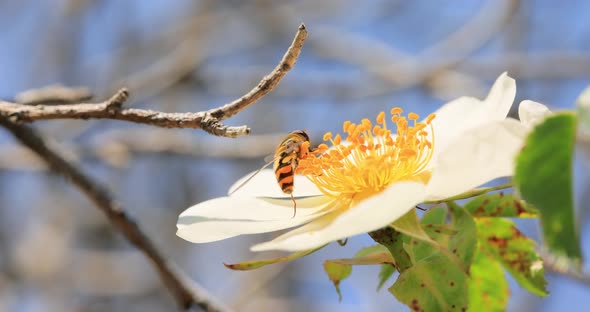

{"left": 228, "top": 158, "right": 276, "bottom": 196}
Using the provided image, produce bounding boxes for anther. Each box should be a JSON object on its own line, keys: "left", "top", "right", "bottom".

{"left": 426, "top": 114, "right": 436, "bottom": 124}
{"left": 373, "top": 125, "right": 382, "bottom": 135}
{"left": 376, "top": 111, "right": 386, "bottom": 124}
{"left": 391, "top": 107, "right": 403, "bottom": 115}
{"left": 343, "top": 120, "right": 351, "bottom": 132}
{"left": 347, "top": 123, "right": 356, "bottom": 134}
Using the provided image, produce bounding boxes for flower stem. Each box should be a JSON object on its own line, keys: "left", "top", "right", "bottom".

{"left": 423, "top": 182, "right": 513, "bottom": 204}
{"left": 368, "top": 227, "right": 412, "bottom": 272}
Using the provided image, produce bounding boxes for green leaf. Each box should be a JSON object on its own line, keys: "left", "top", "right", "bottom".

{"left": 421, "top": 207, "right": 456, "bottom": 238}
{"left": 378, "top": 264, "right": 396, "bottom": 291}
{"left": 392, "top": 210, "right": 454, "bottom": 267}
{"left": 465, "top": 193, "right": 538, "bottom": 218}
{"left": 420, "top": 207, "right": 457, "bottom": 246}
{"left": 405, "top": 204, "right": 472, "bottom": 273}
{"left": 329, "top": 245, "right": 394, "bottom": 266}
{"left": 390, "top": 253, "right": 469, "bottom": 312}
{"left": 324, "top": 260, "right": 353, "bottom": 301}
{"left": 515, "top": 113, "right": 582, "bottom": 263}
{"left": 355, "top": 244, "right": 389, "bottom": 257}
{"left": 224, "top": 246, "right": 323, "bottom": 270}
{"left": 391, "top": 209, "right": 435, "bottom": 244}
{"left": 469, "top": 249, "right": 509, "bottom": 312}
{"left": 328, "top": 254, "right": 393, "bottom": 266}
{"left": 324, "top": 245, "right": 396, "bottom": 297}
{"left": 477, "top": 218, "right": 548, "bottom": 296}
{"left": 390, "top": 205, "right": 474, "bottom": 310}
{"left": 421, "top": 207, "right": 448, "bottom": 224}
{"left": 448, "top": 202, "right": 477, "bottom": 268}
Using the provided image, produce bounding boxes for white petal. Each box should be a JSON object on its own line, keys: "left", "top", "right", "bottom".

{"left": 430, "top": 73, "right": 516, "bottom": 153}
{"left": 251, "top": 182, "right": 426, "bottom": 252}
{"left": 228, "top": 169, "right": 323, "bottom": 198}
{"left": 518, "top": 100, "right": 551, "bottom": 128}
{"left": 179, "top": 195, "right": 332, "bottom": 220}
{"left": 425, "top": 119, "right": 528, "bottom": 200}
{"left": 176, "top": 195, "right": 334, "bottom": 243}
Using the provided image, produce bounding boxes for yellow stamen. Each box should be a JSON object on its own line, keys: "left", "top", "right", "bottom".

{"left": 317, "top": 144, "right": 329, "bottom": 152}
{"left": 300, "top": 141, "right": 311, "bottom": 155}
{"left": 343, "top": 121, "right": 351, "bottom": 132}
{"left": 426, "top": 113, "right": 436, "bottom": 124}
{"left": 297, "top": 107, "right": 436, "bottom": 197}
{"left": 346, "top": 122, "right": 356, "bottom": 134}
{"left": 391, "top": 107, "right": 403, "bottom": 115}
{"left": 333, "top": 134, "right": 342, "bottom": 145}
{"left": 376, "top": 111, "right": 386, "bottom": 124}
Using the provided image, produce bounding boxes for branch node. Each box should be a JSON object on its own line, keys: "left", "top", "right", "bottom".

{"left": 206, "top": 24, "right": 307, "bottom": 122}
{"left": 8, "top": 112, "right": 24, "bottom": 123}
{"left": 0, "top": 25, "right": 306, "bottom": 140}
{"left": 106, "top": 88, "right": 130, "bottom": 109}
{"left": 199, "top": 114, "right": 250, "bottom": 138}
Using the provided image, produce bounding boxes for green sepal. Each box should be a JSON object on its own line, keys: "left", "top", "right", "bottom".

{"left": 224, "top": 246, "right": 324, "bottom": 270}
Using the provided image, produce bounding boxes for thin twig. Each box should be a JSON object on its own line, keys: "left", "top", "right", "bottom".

{"left": 423, "top": 183, "right": 513, "bottom": 205}
{"left": 207, "top": 23, "right": 307, "bottom": 121}
{"left": 0, "top": 130, "right": 291, "bottom": 170}
{"left": 14, "top": 85, "right": 93, "bottom": 105}
{"left": 0, "top": 24, "right": 308, "bottom": 138}
{"left": 541, "top": 251, "right": 590, "bottom": 287}
{"left": 0, "top": 88, "right": 250, "bottom": 137}
{"left": 0, "top": 118, "right": 232, "bottom": 312}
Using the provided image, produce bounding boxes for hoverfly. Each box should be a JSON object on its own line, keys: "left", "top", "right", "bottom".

{"left": 229, "top": 130, "right": 312, "bottom": 217}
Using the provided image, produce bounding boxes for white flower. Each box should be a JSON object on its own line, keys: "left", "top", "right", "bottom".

{"left": 177, "top": 73, "right": 547, "bottom": 252}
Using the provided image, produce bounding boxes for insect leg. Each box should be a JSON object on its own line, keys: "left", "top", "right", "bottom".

{"left": 415, "top": 205, "right": 427, "bottom": 211}
{"left": 291, "top": 193, "right": 297, "bottom": 218}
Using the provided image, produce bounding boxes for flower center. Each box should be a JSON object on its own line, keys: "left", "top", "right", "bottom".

{"left": 296, "top": 107, "right": 436, "bottom": 197}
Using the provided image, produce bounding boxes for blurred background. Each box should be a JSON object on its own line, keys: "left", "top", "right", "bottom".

{"left": 0, "top": 0, "right": 589, "bottom": 311}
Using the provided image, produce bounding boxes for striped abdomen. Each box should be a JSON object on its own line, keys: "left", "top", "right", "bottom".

{"left": 274, "top": 152, "right": 296, "bottom": 194}
{"left": 273, "top": 130, "right": 310, "bottom": 194}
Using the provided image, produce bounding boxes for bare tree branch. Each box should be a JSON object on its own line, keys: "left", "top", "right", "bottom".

{"left": 0, "top": 118, "right": 232, "bottom": 312}
{"left": 0, "top": 24, "right": 308, "bottom": 138}
{"left": 14, "top": 85, "right": 93, "bottom": 105}
{"left": 0, "top": 88, "right": 251, "bottom": 137}
{"left": 0, "top": 130, "right": 291, "bottom": 170}
{"left": 207, "top": 24, "right": 307, "bottom": 121}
